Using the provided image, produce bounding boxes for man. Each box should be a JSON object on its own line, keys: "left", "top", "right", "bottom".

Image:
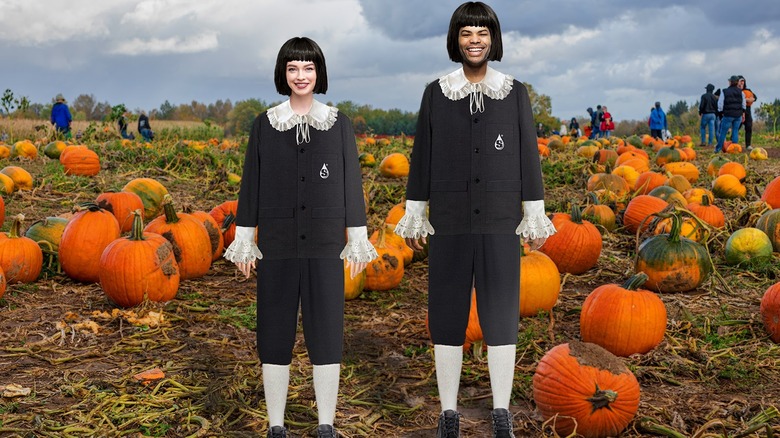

{"left": 648, "top": 102, "right": 667, "bottom": 139}
{"left": 737, "top": 75, "right": 757, "bottom": 151}
{"left": 50, "top": 94, "right": 72, "bottom": 139}
{"left": 699, "top": 84, "right": 718, "bottom": 147}
{"left": 138, "top": 111, "right": 154, "bottom": 141}
{"left": 587, "top": 105, "right": 601, "bottom": 139}
{"left": 716, "top": 75, "right": 746, "bottom": 153}
{"left": 394, "top": 3, "right": 555, "bottom": 437}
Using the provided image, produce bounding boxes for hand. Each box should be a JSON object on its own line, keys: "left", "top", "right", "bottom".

{"left": 527, "top": 236, "right": 547, "bottom": 251}
{"left": 346, "top": 260, "right": 368, "bottom": 279}
{"left": 236, "top": 260, "right": 255, "bottom": 279}
{"left": 405, "top": 236, "right": 427, "bottom": 251}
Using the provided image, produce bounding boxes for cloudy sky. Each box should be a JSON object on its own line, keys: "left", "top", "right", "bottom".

{"left": 2, "top": 0, "right": 780, "bottom": 122}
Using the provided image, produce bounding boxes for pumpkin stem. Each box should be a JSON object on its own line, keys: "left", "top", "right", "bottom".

{"left": 570, "top": 203, "right": 584, "bottom": 224}
{"left": 161, "top": 194, "right": 180, "bottom": 224}
{"left": 667, "top": 212, "right": 682, "bottom": 243}
{"left": 701, "top": 194, "right": 712, "bottom": 207}
{"left": 222, "top": 212, "right": 235, "bottom": 232}
{"left": 77, "top": 202, "right": 103, "bottom": 213}
{"left": 622, "top": 272, "right": 649, "bottom": 290}
{"left": 587, "top": 384, "right": 619, "bottom": 412}
{"left": 9, "top": 214, "right": 25, "bottom": 238}
{"left": 128, "top": 210, "right": 146, "bottom": 241}
{"left": 587, "top": 192, "right": 600, "bottom": 206}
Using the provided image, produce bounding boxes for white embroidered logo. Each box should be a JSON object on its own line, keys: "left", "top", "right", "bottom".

{"left": 494, "top": 134, "right": 504, "bottom": 150}
{"left": 319, "top": 163, "right": 329, "bottom": 179}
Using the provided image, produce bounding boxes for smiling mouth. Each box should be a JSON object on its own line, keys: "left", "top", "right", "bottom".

{"left": 467, "top": 47, "right": 485, "bottom": 54}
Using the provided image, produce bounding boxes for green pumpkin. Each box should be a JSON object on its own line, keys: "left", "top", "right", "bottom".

{"left": 756, "top": 208, "right": 780, "bottom": 253}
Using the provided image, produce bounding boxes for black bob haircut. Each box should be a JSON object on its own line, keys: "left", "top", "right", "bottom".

{"left": 446, "top": 2, "right": 503, "bottom": 63}
{"left": 274, "top": 37, "right": 328, "bottom": 95}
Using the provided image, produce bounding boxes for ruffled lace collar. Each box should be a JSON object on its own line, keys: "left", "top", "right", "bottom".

{"left": 439, "top": 66, "right": 514, "bottom": 114}
{"left": 267, "top": 99, "right": 338, "bottom": 144}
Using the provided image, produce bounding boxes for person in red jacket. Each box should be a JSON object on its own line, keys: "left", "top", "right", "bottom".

{"left": 599, "top": 105, "right": 615, "bottom": 138}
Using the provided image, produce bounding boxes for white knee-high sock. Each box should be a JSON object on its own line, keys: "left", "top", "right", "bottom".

{"left": 313, "top": 363, "right": 340, "bottom": 426}
{"left": 488, "top": 344, "right": 516, "bottom": 410}
{"left": 262, "top": 364, "right": 290, "bottom": 428}
{"left": 434, "top": 344, "right": 463, "bottom": 412}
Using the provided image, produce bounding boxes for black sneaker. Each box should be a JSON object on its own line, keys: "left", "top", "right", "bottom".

{"left": 267, "top": 425, "right": 287, "bottom": 438}
{"left": 436, "top": 409, "right": 461, "bottom": 438}
{"left": 491, "top": 408, "right": 515, "bottom": 437}
{"left": 316, "top": 424, "right": 338, "bottom": 438}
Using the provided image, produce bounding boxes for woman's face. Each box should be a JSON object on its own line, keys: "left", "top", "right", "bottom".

{"left": 738, "top": 78, "right": 745, "bottom": 89}
{"left": 286, "top": 60, "right": 317, "bottom": 97}
{"left": 458, "top": 26, "right": 491, "bottom": 67}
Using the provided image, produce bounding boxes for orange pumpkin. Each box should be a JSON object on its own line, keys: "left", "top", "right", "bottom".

{"left": 11, "top": 140, "right": 38, "bottom": 159}
{"left": 209, "top": 200, "right": 238, "bottom": 247}
{"left": 682, "top": 188, "right": 714, "bottom": 205}
{"left": 761, "top": 175, "right": 780, "bottom": 209}
{"left": 582, "top": 192, "right": 616, "bottom": 232}
{"left": 187, "top": 209, "right": 225, "bottom": 263}
{"left": 96, "top": 191, "right": 145, "bottom": 233}
{"left": 760, "top": 282, "right": 780, "bottom": 343}
{"left": 59, "top": 203, "right": 122, "bottom": 283}
{"left": 384, "top": 202, "right": 406, "bottom": 227}
{"left": 378, "top": 153, "right": 410, "bottom": 178}
{"left": 718, "top": 161, "right": 747, "bottom": 182}
{"left": 0, "top": 215, "right": 43, "bottom": 284}
{"left": 622, "top": 195, "right": 669, "bottom": 235}
{"left": 122, "top": 177, "right": 170, "bottom": 219}
{"left": 344, "top": 259, "right": 367, "bottom": 300}
{"left": 663, "top": 161, "right": 699, "bottom": 183}
{"left": 687, "top": 195, "right": 725, "bottom": 229}
{"left": 633, "top": 171, "right": 668, "bottom": 195}
{"left": 611, "top": 165, "right": 640, "bottom": 189}
{"left": 0, "top": 166, "right": 33, "bottom": 191}
{"left": 586, "top": 172, "right": 630, "bottom": 197}
{"left": 665, "top": 174, "right": 692, "bottom": 194}
{"left": 648, "top": 185, "right": 687, "bottom": 208}
{"left": 370, "top": 226, "right": 413, "bottom": 266}
{"left": 519, "top": 245, "right": 560, "bottom": 317}
{"left": 99, "top": 211, "right": 180, "bottom": 308}
{"left": 653, "top": 215, "right": 706, "bottom": 242}
{"left": 725, "top": 142, "right": 743, "bottom": 154}
{"left": 532, "top": 342, "right": 640, "bottom": 438}
{"left": 144, "top": 195, "right": 212, "bottom": 280}
{"left": 707, "top": 155, "right": 730, "bottom": 176}
{"left": 61, "top": 147, "right": 100, "bottom": 176}
{"left": 539, "top": 204, "right": 602, "bottom": 275}
{"left": 580, "top": 273, "right": 667, "bottom": 357}
{"left": 0, "top": 173, "right": 14, "bottom": 194}
{"left": 364, "top": 227, "right": 404, "bottom": 291}
{"left": 712, "top": 174, "right": 746, "bottom": 199}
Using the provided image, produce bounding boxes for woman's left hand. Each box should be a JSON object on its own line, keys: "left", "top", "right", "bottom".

{"left": 527, "top": 236, "right": 547, "bottom": 251}
{"left": 346, "top": 261, "right": 368, "bottom": 279}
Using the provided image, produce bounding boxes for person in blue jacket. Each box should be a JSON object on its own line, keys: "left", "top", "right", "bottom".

{"left": 648, "top": 101, "right": 667, "bottom": 139}
{"left": 50, "top": 94, "right": 72, "bottom": 139}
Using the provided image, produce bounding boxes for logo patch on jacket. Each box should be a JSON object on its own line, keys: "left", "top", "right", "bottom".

{"left": 494, "top": 134, "right": 504, "bottom": 150}
{"left": 319, "top": 163, "right": 330, "bottom": 179}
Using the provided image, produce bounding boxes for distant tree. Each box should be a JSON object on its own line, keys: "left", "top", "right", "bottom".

{"left": 756, "top": 98, "right": 780, "bottom": 136}
{"left": 208, "top": 99, "right": 233, "bottom": 124}
{"left": 225, "top": 99, "right": 269, "bottom": 136}
{"left": 525, "top": 83, "right": 558, "bottom": 134}
{"left": 668, "top": 100, "right": 689, "bottom": 118}
{"left": 352, "top": 115, "right": 368, "bottom": 134}
{"left": 159, "top": 100, "right": 175, "bottom": 120}
{"left": 72, "top": 94, "right": 98, "bottom": 120}
{"left": 93, "top": 102, "right": 112, "bottom": 120}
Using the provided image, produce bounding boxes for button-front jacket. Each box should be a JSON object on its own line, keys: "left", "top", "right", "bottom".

{"left": 399, "top": 67, "right": 553, "bottom": 237}
{"left": 228, "top": 99, "right": 370, "bottom": 261}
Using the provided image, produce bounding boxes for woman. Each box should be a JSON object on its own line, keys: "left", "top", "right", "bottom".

{"left": 224, "top": 37, "right": 376, "bottom": 438}
{"left": 568, "top": 117, "right": 580, "bottom": 138}
{"left": 599, "top": 105, "right": 614, "bottom": 138}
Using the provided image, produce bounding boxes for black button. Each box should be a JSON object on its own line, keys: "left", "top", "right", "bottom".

{"left": 300, "top": 205, "right": 306, "bottom": 210}
{"left": 300, "top": 235, "right": 306, "bottom": 240}
{"left": 300, "top": 176, "right": 305, "bottom": 182}
{"left": 474, "top": 178, "right": 480, "bottom": 183}
{"left": 473, "top": 118, "right": 480, "bottom": 123}
{"left": 299, "top": 148, "right": 305, "bottom": 153}
{"left": 474, "top": 148, "right": 480, "bottom": 153}
{"left": 473, "top": 209, "right": 480, "bottom": 214}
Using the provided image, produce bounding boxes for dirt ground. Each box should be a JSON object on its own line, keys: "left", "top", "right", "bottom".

{"left": 1, "top": 145, "right": 780, "bottom": 437}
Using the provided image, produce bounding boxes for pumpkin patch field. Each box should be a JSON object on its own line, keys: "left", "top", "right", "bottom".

{"left": 1, "top": 130, "right": 780, "bottom": 437}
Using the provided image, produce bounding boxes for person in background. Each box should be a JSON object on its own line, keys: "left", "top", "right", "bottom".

{"left": 558, "top": 120, "right": 568, "bottom": 136}
{"left": 50, "top": 94, "right": 72, "bottom": 139}
{"left": 716, "top": 75, "right": 746, "bottom": 153}
{"left": 118, "top": 111, "right": 134, "bottom": 140}
{"left": 713, "top": 88, "right": 722, "bottom": 137}
{"left": 223, "top": 36, "right": 376, "bottom": 438}
{"left": 599, "top": 105, "right": 614, "bottom": 138}
{"left": 138, "top": 111, "right": 154, "bottom": 141}
{"left": 738, "top": 75, "right": 757, "bottom": 151}
{"left": 394, "top": 2, "right": 556, "bottom": 436}
{"left": 569, "top": 117, "right": 580, "bottom": 138}
{"left": 698, "top": 83, "right": 718, "bottom": 147}
{"left": 587, "top": 106, "right": 600, "bottom": 139}
{"left": 648, "top": 102, "right": 667, "bottom": 139}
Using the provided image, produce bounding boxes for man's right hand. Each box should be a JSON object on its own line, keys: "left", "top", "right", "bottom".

{"left": 405, "top": 236, "right": 427, "bottom": 251}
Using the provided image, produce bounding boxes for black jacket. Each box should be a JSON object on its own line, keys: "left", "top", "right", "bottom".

{"left": 699, "top": 92, "right": 718, "bottom": 115}
{"left": 235, "top": 109, "right": 366, "bottom": 259}
{"left": 406, "top": 78, "right": 545, "bottom": 235}
{"left": 721, "top": 85, "right": 744, "bottom": 118}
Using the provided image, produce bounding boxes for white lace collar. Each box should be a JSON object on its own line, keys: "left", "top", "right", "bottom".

{"left": 439, "top": 66, "right": 514, "bottom": 114}
{"left": 267, "top": 99, "right": 338, "bottom": 143}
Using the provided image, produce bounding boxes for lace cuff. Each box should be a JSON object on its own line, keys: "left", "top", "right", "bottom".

{"left": 339, "top": 226, "right": 378, "bottom": 263}
{"left": 224, "top": 227, "right": 263, "bottom": 264}
{"left": 515, "top": 200, "right": 557, "bottom": 239}
{"left": 394, "top": 200, "right": 435, "bottom": 239}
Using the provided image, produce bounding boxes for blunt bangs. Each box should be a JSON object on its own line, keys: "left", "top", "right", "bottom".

{"left": 274, "top": 37, "right": 328, "bottom": 95}
{"left": 446, "top": 2, "right": 503, "bottom": 62}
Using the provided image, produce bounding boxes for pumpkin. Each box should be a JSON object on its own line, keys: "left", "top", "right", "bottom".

{"left": 622, "top": 195, "right": 669, "bottom": 235}
{"left": 682, "top": 188, "right": 714, "bottom": 205}
{"left": 10, "top": 140, "right": 37, "bottom": 160}
{"left": 0, "top": 265, "right": 6, "bottom": 300}
{"left": 635, "top": 213, "right": 712, "bottom": 292}
{"left": 370, "top": 226, "right": 413, "bottom": 266}
{"left": 717, "top": 162, "right": 747, "bottom": 182}
{"left": 358, "top": 152, "right": 376, "bottom": 167}
{"left": 663, "top": 161, "right": 699, "bottom": 183}
{"left": 144, "top": 195, "right": 212, "bottom": 280}
{"left": 586, "top": 172, "right": 630, "bottom": 197}
{"left": 653, "top": 215, "right": 706, "bottom": 243}
{"left": 519, "top": 244, "right": 560, "bottom": 317}
{"left": 463, "top": 290, "right": 483, "bottom": 350}
{"left": 44, "top": 140, "right": 67, "bottom": 159}
{"left": 378, "top": 153, "right": 410, "bottom": 178}
{"left": 654, "top": 145, "right": 682, "bottom": 167}
{"left": 122, "top": 177, "right": 170, "bottom": 219}
{"left": 0, "top": 194, "right": 4, "bottom": 226}
{"left": 749, "top": 147, "right": 769, "bottom": 160}
{"left": 724, "top": 228, "right": 773, "bottom": 265}
{"left": 756, "top": 208, "right": 780, "bottom": 252}
{"left": 364, "top": 227, "right": 404, "bottom": 291}
{"left": 61, "top": 147, "right": 100, "bottom": 176}
{"left": 648, "top": 185, "right": 687, "bottom": 208}
{"left": 59, "top": 144, "right": 88, "bottom": 162}
{"left": 0, "top": 145, "right": 10, "bottom": 159}
{"left": 96, "top": 191, "right": 145, "bottom": 233}
{"left": 678, "top": 146, "right": 696, "bottom": 161}
{"left": 24, "top": 216, "right": 69, "bottom": 253}
{"left": 633, "top": 171, "right": 667, "bottom": 195}
{"left": 539, "top": 204, "right": 602, "bottom": 275}
{"left": 760, "top": 282, "right": 780, "bottom": 343}
{"left": 582, "top": 192, "right": 616, "bottom": 232}
{"left": 0, "top": 166, "right": 33, "bottom": 191}
{"left": 580, "top": 272, "right": 667, "bottom": 357}
{"left": 537, "top": 142, "right": 550, "bottom": 157}
{"left": 687, "top": 195, "right": 725, "bottom": 229}
{"left": 761, "top": 175, "right": 780, "bottom": 209}
{"left": 593, "top": 149, "right": 618, "bottom": 167}
{"left": 209, "top": 200, "right": 238, "bottom": 247}
{"left": 59, "top": 203, "right": 122, "bottom": 283}
{"left": 187, "top": 209, "right": 225, "bottom": 263}
{"left": 344, "top": 259, "right": 367, "bottom": 300}
{"left": 712, "top": 174, "right": 746, "bottom": 199}
{"left": 616, "top": 156, "right": 650, "bottom": 173}
{"left": 0, "top": 173, "right": 14, "bottom": 194}
{"left": 532, "top": 341, "right": 640, "bottom": 438}
{"left": 384, "top": 202, "right": 406, "bottom": 227}
{"left": 616, "top": 150, "right": 648, "bottom": 167}
{"left": 665, "top": 174, "right": 692, "bottom": 193}
{"left": 0, "top": 215, "right": 43, "bottom": 284}
{"left": 725, "top": 142, "right": 742, "bottom": 154}
{"left": 577, "top": 144, "right": 599, "bottom": 158}
{"left": 547, "top": 138, "right": 565, "bottom": 151}
{"left": 707, "top": 155, "right": 730, "bottom": 176}
{"left": 99, "top": 211, "right": 180, "bottom": 308}
{"left": 611, "top": 165, "right": 639, "bottom": 189}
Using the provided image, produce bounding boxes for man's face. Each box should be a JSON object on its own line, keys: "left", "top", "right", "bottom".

{"left": 458, "top": 26, "right": 491, "bottom": 68}
{"left": 738, "top": 79, "right": 745, "bottom": 89}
